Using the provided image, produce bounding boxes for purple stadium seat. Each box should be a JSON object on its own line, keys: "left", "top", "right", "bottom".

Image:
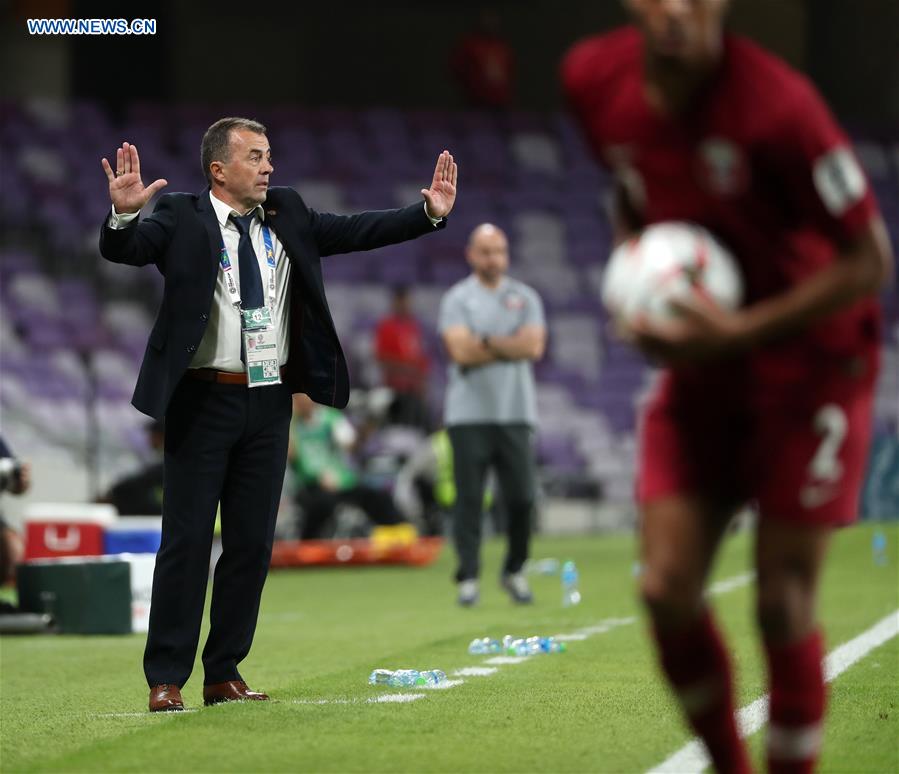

{"left": 322, "top": 260, "right": 371, "bottom": 283}
{"left": 0, "top": 99, "right": 894, "bottom": 473}
{"left": 427, "top": 261, "right": 468, "bottom": 286}
{"left": 537, "top": 433, "right": 585, "bottom": 470}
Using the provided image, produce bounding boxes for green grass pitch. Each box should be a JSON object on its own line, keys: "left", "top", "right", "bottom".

{"left": 1, "top": 522, "right": 896, "bottom": 772}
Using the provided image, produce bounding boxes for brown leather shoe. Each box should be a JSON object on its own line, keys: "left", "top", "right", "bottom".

{"left": 149, "top": 684, "right": 184, "bottom": 712}
{"left": 203, "top": 680, "right": 270, "bottom": 706}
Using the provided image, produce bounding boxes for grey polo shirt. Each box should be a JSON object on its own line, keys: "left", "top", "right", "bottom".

{"left": 439, "top": 275, "right": 545, "bottom": 427}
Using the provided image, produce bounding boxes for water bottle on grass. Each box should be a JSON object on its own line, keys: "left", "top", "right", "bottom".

{"left": 499, "top": 634, "right": 566, "bottom": 655}
{"left": 872, "top": 530, "right": 887, "bottom": 566}
{"left": 561, "top": 560, "right": 581, "bottom": 607}
{"left": 468, "top": 637, "right": 503, "bottom": 654}
{"left": 368, "top": 668, "right": 446, "bottom": 687}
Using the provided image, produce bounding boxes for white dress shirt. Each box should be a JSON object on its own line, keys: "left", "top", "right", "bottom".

{"left": 110, "top": 191, "right": 292, "bottom": 372}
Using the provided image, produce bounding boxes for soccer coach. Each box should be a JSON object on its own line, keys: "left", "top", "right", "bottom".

{"left": 99, "top": 118, "right": 457, "bottom": 712}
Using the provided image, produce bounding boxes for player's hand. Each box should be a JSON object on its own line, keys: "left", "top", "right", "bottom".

{"left": 629, "top": 294, "right": 751, "bottom": 363}
{"left": 101, "top": 142, "right": 167, "bottom": 215}
{"left": 421, "top": 150, "right": 457, "bottom": 218}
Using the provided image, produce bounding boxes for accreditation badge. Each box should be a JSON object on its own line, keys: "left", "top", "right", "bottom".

{"left": 241, "top": 306, "right": 282, "bottom": 387}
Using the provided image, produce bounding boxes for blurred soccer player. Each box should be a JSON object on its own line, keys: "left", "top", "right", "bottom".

{"left": 562, "top": 1, "right": 894, "bottom": 771}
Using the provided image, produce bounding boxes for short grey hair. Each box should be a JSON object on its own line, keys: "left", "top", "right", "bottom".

{"left": 201, "top": 117, "right": 267, "bottom": 184}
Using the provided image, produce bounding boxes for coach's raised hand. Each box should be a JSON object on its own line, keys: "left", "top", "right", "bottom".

{"left": 421, "top": 150, "right": 457, "bottom": 219}
{"left": 101, "top": 142, "right": 167, "bottom": 214}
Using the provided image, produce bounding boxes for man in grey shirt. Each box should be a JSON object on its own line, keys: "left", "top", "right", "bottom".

{"left": 439, "top": 223, "right": 546, "bottom": 605}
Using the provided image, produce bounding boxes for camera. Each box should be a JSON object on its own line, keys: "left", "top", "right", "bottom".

{"left": 0, "top": 458, "right": 23, "bottom": 493}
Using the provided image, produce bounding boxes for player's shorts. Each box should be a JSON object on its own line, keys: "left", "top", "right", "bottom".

{"left": 636, "top": 358, "right": 878, "bottom": 526}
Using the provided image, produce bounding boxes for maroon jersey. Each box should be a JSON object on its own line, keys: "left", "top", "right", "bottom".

{"left": 562, "top": 27, "right": 881, "bottom": 388}
{"left": 564, "top": 28, "right": 883, "bottom": 522}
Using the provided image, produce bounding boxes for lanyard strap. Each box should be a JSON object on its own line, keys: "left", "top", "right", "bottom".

{"left": 219, "top": 222, "right": 277, "bottom": 309}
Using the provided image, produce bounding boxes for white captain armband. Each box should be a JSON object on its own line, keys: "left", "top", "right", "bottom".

{"left": 812, "top": 147, "right": 867, "bottom": 216}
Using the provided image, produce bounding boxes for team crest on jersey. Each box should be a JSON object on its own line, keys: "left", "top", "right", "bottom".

{"left": 503, "top": 292, "right": 525, "bottom": 310}
{"left": 695, "top": 138, "right": 749, "bottom": 197}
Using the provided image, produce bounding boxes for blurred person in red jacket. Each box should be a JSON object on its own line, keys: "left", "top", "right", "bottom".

{"left": 374, "top": 285, "right": 432, "bottom": 430}
{"left": 450, "top": 8, "right": 515, "bottom": 109}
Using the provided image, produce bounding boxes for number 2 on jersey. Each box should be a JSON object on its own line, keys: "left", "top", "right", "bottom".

{"left": 808, "top": 404, "right": 847, "bottom": 483}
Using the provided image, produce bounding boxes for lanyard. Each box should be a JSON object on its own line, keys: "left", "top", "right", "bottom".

{"left": 218, "top": 221, "right": 277, "bottom": 309}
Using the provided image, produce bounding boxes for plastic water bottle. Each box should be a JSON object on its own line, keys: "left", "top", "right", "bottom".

{"left": 528, "top": 636, "right": 566, "bottom": 654}
{"left": 501, "top": 634, "right": 533, "bottom": 655}
{"left": 369, "top": 668, "right": 395, "bottom": 685}
{"left": 872, "top": 530, "right": 887, "bottom": 566}
{"left": 499, "top": 634, "right": 566, "bottom": 655}
{"left": 468, "top": 637, "right": 503, "bottom": 655}
{"left": 368, "top": 668, "right": 446, "bottom": 687}
{"left": 417, "top": 669, "right": 447, "bottom": 686}
{"left": 526, "top": 558, "right": 560, "bottom": 576}
{"left": 505, "top": 636, "right": 530, "bottom": 655}
{"left": 561, "top": 560, "right": 581, "bottom": 607}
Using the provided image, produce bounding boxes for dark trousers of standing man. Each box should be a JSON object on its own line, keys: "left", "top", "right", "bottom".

{"left": 447, "top": 423, "right": 536, "bottom": 582}
{"left": 143, "top": 376, "right": 291, "bottom": 688}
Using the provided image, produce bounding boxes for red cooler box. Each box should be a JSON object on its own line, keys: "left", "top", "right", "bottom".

{"left": 24, "top": 503, "right": 118, "bottom": 560}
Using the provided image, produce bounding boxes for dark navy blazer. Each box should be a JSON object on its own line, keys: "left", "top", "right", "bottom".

{"left": 99, "top": 186, "right": 444, "bottom": 419}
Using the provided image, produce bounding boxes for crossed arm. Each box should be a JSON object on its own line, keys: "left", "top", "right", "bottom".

{"left": 442, "top": 324, "right": 546, "bottom": 368}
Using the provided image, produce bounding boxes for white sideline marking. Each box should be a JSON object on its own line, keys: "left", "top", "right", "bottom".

{"left": 422, "top": 678, "right": 464, "bottom": 690}
{"left": 577, "top": 617, "right": 637, "bottom": 635}
{"left": 553, "top": 616, "right": 638, "bottom": 643}
{"left": 485, "top": 656, "right": 529, "bottom": 665}
{"left": 95, "top": 710, "right": 199, "bottom": 717}
{"left": 648, "top": 609, "right": 899, "bottom": 774}
{"left": 825, "top": 612, "right": 899, "bottom": 681}
{"left": 707, "top": 571, "right": 755, "bottom": 597}
{"left": 369, "top": 693, "right": 426, "bottom": 703}
{"left": 292, "top": 694, "right": 428, "bottom": 705}
{"left": 454, "top": 667, "right": 498, "bottom": 677}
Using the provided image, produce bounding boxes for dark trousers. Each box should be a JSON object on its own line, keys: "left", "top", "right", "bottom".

{"left": 447, "top": 424, "right": 536, "bottom": 582}
{"left": 297, "top": 483, "right": 403, "bottom": 539}
{"left": 387, "top": 391, "right": 432, "bottom": 432}
{"left": 143, "top": 377, "right": 291, "bottom": 687}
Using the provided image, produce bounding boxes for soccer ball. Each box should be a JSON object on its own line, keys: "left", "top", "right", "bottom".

{"left": 600, "top": 221, "right": 744, "bottom": 326}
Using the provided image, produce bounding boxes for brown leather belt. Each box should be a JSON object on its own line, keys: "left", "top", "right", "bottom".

{"left": 186, "top": 366, "right": 286, "bottom": 385}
